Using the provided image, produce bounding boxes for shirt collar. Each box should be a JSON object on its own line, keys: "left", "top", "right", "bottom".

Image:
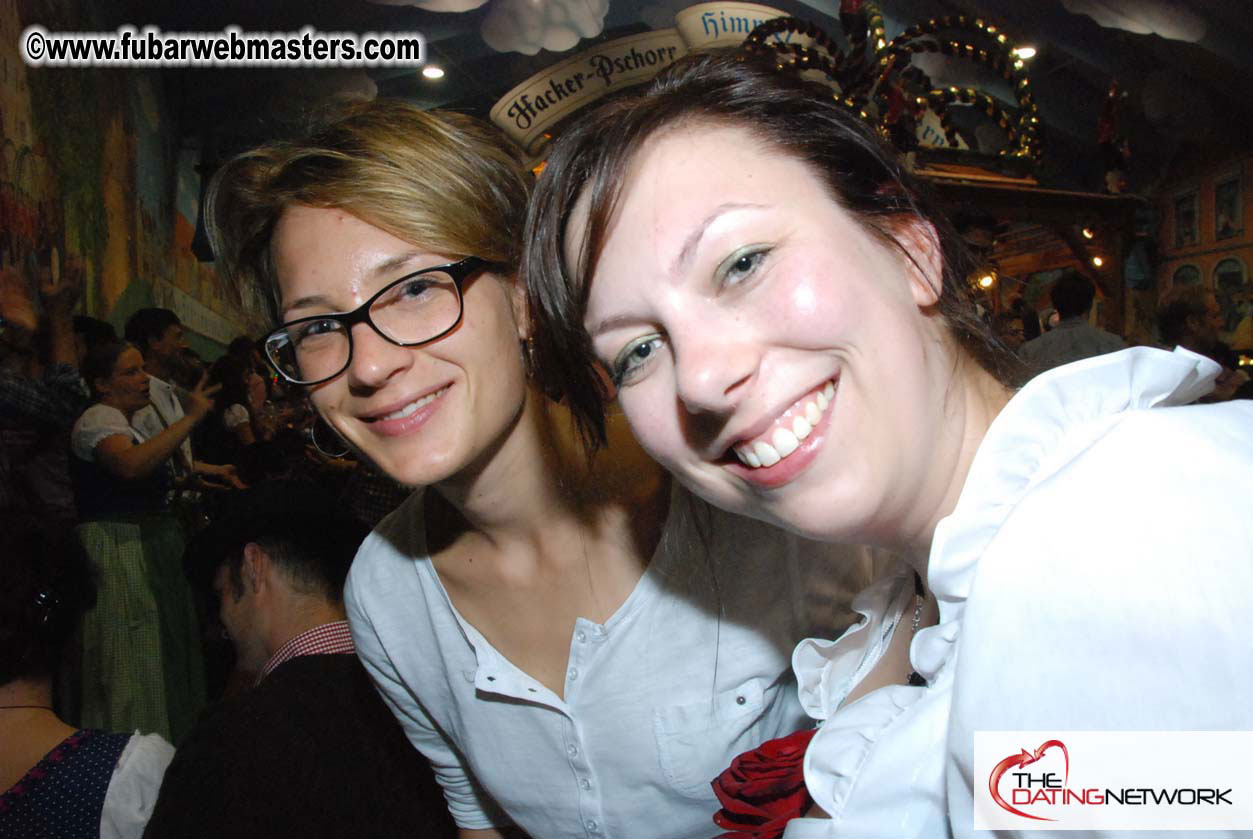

{"left": 257, "top": 620, "right": 354, "bottom": 684}
{"left": 930, "top": 346, "right": 1218, "bottom": 604}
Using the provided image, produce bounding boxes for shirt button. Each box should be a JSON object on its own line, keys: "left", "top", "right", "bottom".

{"left": 736, "top": 695, "right": 746, "bottom": 705}
{"left": 568, "top": 667, "right": 579, "bottom": 681}
{"left": 579, "top": 778, "right": 591, "bottom": 790}
{"left": 567, "top": 743, "right": 579, "bottom": 758}
{"left": 585, "top": 819, "right": 600, "bottom": 833}
{"left": 575, "top": 630, "right": 587, "bottom": 643}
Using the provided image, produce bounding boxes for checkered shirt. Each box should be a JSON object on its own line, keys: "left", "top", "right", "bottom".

{"left": 256, "top": 620, "right": 355, "bottom": 684}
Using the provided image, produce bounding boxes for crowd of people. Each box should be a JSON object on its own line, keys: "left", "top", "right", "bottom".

{"left": 998, "top": 267, "right": 1252, "bottom": 400}
{"left": 2, "top": 262, "right": 431, "bottom": 836}
{"left": 2, "top": 45, "right": 1251, "bottom": 839}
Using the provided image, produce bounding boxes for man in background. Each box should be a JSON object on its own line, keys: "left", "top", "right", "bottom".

{"left": 124, "top": 307, "right": 241, "bottom": 490}
{"left": 1158, "top": 285, "right": 1252, "bottom": 401}
{"left": 1019, "top": 269, "right": 1126, "bottom": 373}
{"left": 0, "top": 256, "right": 86, "bottom": 528}
{"left": 144, "top": 481, "right": 454, "bottom": 839}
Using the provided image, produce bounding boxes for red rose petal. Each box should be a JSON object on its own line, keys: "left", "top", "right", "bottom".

{"left": 710, "top": 728, "right": 818, "bottom": 838}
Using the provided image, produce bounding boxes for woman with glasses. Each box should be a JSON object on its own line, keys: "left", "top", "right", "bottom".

{"left": 207, "top": 100, "right": 874, "bottom": 838}
{"left": 523, "top": 51, "right": 1253, "bottom": 835}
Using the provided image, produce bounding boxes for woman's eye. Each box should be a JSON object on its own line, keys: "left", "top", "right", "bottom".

{"left": 295, "top": 319, "right": 340, "bottom": 343}
{"left": 611, "top": 334, "right": 665, "bottom": 387}
{"left": 719, "top": 246, "right": 769, "bottom": 289}
{"left": 399, "top": 279, "right": 433, "bottom": 299}
{"left": 376, "top": 277, "right": 438, "bottom": 312}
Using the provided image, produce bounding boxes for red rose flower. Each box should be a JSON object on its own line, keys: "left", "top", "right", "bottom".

{"left": 711, "top": 727, "right": 817, "bottom": 839}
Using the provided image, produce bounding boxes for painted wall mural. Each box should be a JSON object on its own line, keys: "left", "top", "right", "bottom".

{"left": 1, "top": 0, "right": 261, "bottom": 355}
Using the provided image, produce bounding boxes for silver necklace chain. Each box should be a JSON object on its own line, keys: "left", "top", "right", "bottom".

{"left": 906, "top": 573, "right": 927, "bottom": 687}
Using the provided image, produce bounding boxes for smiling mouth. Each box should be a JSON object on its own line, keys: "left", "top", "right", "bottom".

{"left": 362, "top": 385, "right": 450, "bottom": 423}
{"left": 729, "top": 380, "right": 836, "bottom": 468}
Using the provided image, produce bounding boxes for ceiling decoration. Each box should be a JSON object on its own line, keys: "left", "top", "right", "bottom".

{"left": 1059, "top": 0, "right": 1205, "bottom": 43}
{"left": 742, "top": 6, "right": 1041, "bottom": 163}
{"left": 140, "top": 0, "right": 1252, "bottom": 197}
{"left": 366, "top": 0, "right": 490, "bottom": 11}
{"left": 481, "top": 0, "right": 611, "bottom": 55}
{"left": 366, "top": 0, "right": 612, "bottom": 55}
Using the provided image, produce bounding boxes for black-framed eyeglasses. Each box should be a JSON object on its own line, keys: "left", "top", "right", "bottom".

{"left": 264, "top": 256, "right": 487, "bottom": 386}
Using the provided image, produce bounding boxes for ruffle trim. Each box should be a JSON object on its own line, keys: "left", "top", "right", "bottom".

{"left": 800, "top": 683, "right": 923, "bottom": 823}
{"left": 922, "top": 346, "right": 1218, "bottom": 678}
{"left": 792, "top": 564, "right": 929, "bottom": 822}
{"left": 793, "top": 563, "right": 913, "bottom": 720}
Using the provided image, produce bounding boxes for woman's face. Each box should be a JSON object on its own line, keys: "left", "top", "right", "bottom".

{"left": 271, "top": 205, "right": 529, "bottom": 487}
{"left": 574, "top": 123, "right": 955, "bottom": 544}
{"left": 99, "top": 347, "right": 151, "bottom": 415}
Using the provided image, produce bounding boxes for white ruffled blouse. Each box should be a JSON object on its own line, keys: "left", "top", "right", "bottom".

{"left": 784, "top": 347, "right": 1253, "bottom": 838}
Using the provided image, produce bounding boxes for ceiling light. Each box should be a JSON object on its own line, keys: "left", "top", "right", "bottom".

{"left": 1081, "top": 227, "right": 1094, "bottom": 239}
{"left": 1012, "top": 46, "right": 1037, "bottom": 59}
{"left": 1091, "top": 256, "right": 1104, "bottom": 267}
{"left": 978, "top": 273, "right": 996, "bottom": 289}
{"left": 422, "top": 65, "right": 445, "bottom": 79}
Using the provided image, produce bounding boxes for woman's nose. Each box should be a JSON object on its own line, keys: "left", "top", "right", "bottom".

{"left": 672, "top": 328, "right": 758, "bottom": 417}
{"left": 344, "top": 322, "right": 414, "bottom": 390}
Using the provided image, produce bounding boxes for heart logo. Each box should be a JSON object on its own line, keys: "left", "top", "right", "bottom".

{"left": 988, "top": 739, "right": 1069, "bottom": 821}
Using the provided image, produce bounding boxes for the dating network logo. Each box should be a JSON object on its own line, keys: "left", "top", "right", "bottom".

{"left": 975, "top": 731, "right": 1251, "bottom": 831}
{"left": 989, "top": 739, "right": 1070, "bottom": 821}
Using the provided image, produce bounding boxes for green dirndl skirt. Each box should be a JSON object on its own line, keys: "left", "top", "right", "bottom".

{"left": 69, "top": 512, "right": 206, "bottom": 743}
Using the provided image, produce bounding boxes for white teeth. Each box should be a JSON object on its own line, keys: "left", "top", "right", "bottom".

{"left": 731, "top": 380, "right": 836, "bottom": 469}
{"left": 379, "top": 386, "right": 447, "bottom": 421}
{"left": 772, "top": 427, "right": 799, "bottom": 457}
{"left": 734, "top": 447, "right": 762, "bottom": 468}
{"left": 385, "top": 402, "right": 419, "bottom": 421}
{"left": 753, "top": 441, "right": 781, "bottom": 467}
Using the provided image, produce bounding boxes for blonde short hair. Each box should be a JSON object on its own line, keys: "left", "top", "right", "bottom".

{"left": 208, "top": 100, "right": 531, "bottom": 319}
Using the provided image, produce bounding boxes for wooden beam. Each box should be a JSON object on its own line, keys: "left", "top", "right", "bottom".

{"left": 924, "top": 178, "right": 1143, "bottom": 229}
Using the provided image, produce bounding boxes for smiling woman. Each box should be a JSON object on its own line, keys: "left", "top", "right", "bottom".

{"left": 207, "top": 99, "right": 875, "bottom": 838}
{"left": 67, "top": 340, "right": 217, "bottom": 742}
{"left": 524, "top": 50, "right": 1253, "bottom": 836}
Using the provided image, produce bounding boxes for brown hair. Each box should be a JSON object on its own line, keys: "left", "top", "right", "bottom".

{"left": 81, "top": 340, "right": 133, "bottom": 399}
{"left": 1048, "top": 269, "right": 1097, "bottom": 320}
{"left": 524, "top": 49, "right": 1022, "bottom": 448}
{"left": 207, "top": 99, "right": 531, "bottom": 320}
{"left": 1, "top": 517, "right": 96, "bottom": 684}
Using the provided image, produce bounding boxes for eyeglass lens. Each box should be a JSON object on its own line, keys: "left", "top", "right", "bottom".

{"left": 266, "top": 269, "right": 461, "bottom": 384}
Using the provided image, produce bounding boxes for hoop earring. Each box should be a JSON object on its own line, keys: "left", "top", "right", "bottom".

{"left": 309, "top": 414, "right": 351, "bottom": 458}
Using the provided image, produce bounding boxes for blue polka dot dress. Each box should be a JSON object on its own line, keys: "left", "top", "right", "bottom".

{"left": 0, "top": 729, "right": 131, "bottom": 838}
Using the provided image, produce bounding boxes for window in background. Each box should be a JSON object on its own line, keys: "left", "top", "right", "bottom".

{"left": 1174, "top": 190, "right": 1199, "bottom": 248}
{"left": 1215, "top": 175, "right": 1242, "bottom": 241}
{"left": 1172, "top": 264, "right": 1201, "bottom": 287}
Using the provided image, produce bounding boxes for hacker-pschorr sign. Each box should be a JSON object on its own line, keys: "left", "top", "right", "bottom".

{"left": 490, "top": 2, "right": 804, "bottom": 155}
